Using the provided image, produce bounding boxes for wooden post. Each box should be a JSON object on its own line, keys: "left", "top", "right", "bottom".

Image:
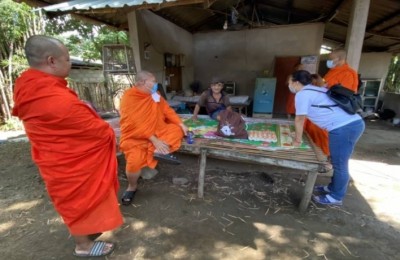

{"left": 197, "top": 148, "right": 207, "bottom": 198}
{"left": 299, "top": 171, "right": 318, "bottom": 213}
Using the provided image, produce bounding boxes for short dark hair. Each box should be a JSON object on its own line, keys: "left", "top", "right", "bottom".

{"left": 210, "top": 77, "right": 224, "bottom": 84}
{"left": 291, "top": 70, "right": 312, "bottom": 86}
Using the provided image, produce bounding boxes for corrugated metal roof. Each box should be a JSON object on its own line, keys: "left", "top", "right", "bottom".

{"left": 43, "top": 0, "right": 177, "bottom": 12}
{"left": 39, "top": 0, "right": 400, "bottom": 52}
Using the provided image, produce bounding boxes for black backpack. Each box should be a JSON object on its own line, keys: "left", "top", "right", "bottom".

{"left": 305, "top": 84, "right": 362, "bottom": 115}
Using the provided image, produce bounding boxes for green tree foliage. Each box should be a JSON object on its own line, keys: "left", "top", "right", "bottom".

{"left": 384, "top": 55, "right": 400, "bottom": 93}
{"left": 0, "top": 0, "right": 43, "bottom": 121}
{"left": 0, "top": 2, "right": 128, "bottom": 124}
{"left": 46, "top": 15, "right": 129, "bottom": 61}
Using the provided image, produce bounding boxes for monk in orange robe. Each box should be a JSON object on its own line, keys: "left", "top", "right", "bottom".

{"left": 305, "top": 49, "right": 359, "bottom": 159}
{"left": 12, "top": 35, "right": 123, "bottom": 257}
{"left": 119, "top": 70, "right": 187, "bottom": 205}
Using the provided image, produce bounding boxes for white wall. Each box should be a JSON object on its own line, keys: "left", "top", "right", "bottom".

{"left": 358, "top": 52, "right": 392, "bottom": 79}
{"left": 127, "top": 10, "right": 194, "bottom": 91}
{"left": 194, "top": 23, "right": 325, "bottom": 96}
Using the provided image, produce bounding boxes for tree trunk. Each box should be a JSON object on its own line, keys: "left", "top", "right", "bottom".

{"left": 0, "top": 84, "right": 11, "bottom": 120}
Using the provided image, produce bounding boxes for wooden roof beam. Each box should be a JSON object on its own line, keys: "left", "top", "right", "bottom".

{"left": 322, "top": 0, "right": 346, "bottom": 23}
{"left": 376, "top": 20, "right": 400, "bottom": 33}
{"left": 367, "top": 10, "right": 400, "bottom": 31}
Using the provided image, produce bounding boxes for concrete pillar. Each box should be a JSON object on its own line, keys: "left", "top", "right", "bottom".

{"left": 127, "top": 11, "right": 142, "bottom": 72}
{"left": 345, "top": 0, "right": 371, "bottom": 71}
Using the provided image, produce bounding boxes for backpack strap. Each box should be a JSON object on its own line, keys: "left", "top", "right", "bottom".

{"left": 302, "top": 88, "right": 338, "bottom": 110}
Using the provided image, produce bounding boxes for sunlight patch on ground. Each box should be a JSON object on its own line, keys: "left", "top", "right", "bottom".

{"left": 0, "top": 221, "right": 15, "bottom": 234}
{"left": 129, "top": 220, "right": 148, "bottom": 231}
{"left": 253, "top": 223, "right": 290, "bottom": 244}
{"left": 46, "top": 216, "right": 64, "bottom": 226}
{"left": 350, "top": 159, "right": 400, "bottom": 226}
{"left": 4, "top": 200, "right": 42, "bottom": 212}
{"left": 168, "top": 245, "right": 189, "bottom": 258}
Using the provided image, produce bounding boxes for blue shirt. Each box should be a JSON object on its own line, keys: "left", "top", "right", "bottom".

{"left": 295, "top": 85, "right": 361, "bottom": 132}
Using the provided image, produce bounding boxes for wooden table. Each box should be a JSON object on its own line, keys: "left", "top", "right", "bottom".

{"left": 107, "top": 116, "right": 330, "bottom": 212}
{"left": 178, "top": 118, "right": 331, "bottom": 213}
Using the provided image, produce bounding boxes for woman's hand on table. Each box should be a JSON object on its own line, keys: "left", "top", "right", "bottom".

{"left": 191, "top": 115, "right": 198, "bottom": 122}
{"left": 292, "top": 139, "right": 302, "bottom": 147}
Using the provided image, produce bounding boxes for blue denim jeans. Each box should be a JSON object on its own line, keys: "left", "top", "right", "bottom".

{"left": 328, "top": 119, "right": 365, "bottom": 200}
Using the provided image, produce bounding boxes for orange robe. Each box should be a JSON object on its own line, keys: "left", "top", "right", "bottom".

{"left": 119, "top": 87, "right": 183, "bottom": 173}
{"left": 304, "top": 64, "right": 358, "bottom": 156}
{"left": 12, "top": 69, "right": 123, "bottom": 235}
{"left": 324, "top": 63, "right": 359, "bottom": 92}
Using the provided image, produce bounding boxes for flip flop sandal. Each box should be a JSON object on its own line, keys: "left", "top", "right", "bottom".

{"left": 313, "top": 185, "right": 330, "bottom": 193}
{"left": 121, "top": 190, "right": 137, "bottom": 206}
{"left": 154, "top": 153, "right": 181, "bottom": 165}
{"left": 73, "top": 241, "right": 115, "bottom": 258}
{"left": 312, "top": 194, "right": 342, "bottom": 206}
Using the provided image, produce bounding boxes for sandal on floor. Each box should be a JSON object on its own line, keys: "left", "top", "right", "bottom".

{"left": 121, "top": 190, "right": 137, "bottom": 206}
{"left": 312, "top": 194, "right": 342, "bottom": 206}
{"left": 154, "top": 153, "right": 181, "bottom": 165}
{"left": 313, "top": 185, "right": 330, "bottom": 193}
{"left": 73, "top": 241, "right": 115, "bottom": 257}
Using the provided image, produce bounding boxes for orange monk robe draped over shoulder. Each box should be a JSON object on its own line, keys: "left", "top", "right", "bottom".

{"left": 119, "top": 87, "right": 184, "bottom": 173}
{"left": 304, "top": 64, "right": 358, "bottom": 156}
{"left": 324, "top": 63, "right": 359, "bottom": 93}
{"left": 12, "top": 69, "right": 123, "bottom": 235}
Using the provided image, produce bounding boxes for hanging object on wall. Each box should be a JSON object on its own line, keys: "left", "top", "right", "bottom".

{"left": 102, "top": 44, "right": 136, "bottom": 111}
{"left": 300, "top": 55, "right": 318, "bottom": 74}
{"left": 103, "top": 44, "right": 136, "bottom": 75}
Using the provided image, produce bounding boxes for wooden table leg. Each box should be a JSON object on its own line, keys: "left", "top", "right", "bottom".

{"left": 198, "top": 148, "right": 207, "bottom": 198}
{"left": 299, "top": 171, "right": 318, "bottom": 213}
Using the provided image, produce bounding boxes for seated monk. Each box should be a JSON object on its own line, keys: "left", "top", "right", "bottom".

{"left": 12, "top": 35, "right": 123, "bottom": 257}
{"left": 119, "top": 70, "right": 188, "bottom": 205}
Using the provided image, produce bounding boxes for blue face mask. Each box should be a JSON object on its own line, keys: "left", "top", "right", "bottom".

{"left": 326, "top": 60, "right": 335, "bottom": 69}
{"left": 151, "top": 83, "right": 158, "bottom": 94}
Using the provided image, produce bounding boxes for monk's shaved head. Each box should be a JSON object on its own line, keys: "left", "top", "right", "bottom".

{"left": 135, "top": 70, "right": 154, "bottom": 85}
{"left": 25, "top": 35, "right": 65, "bottom": 67}
{"left": 331, "top": 48, "right": 347, "bottom": 61}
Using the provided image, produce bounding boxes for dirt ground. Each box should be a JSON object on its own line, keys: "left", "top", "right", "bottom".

{"left": 0, "top": 120, "right": 399, "bottom": 260}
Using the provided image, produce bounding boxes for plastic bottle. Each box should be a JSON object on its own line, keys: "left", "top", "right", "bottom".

{"left": 186, "top": 127, "right": 195, "bottom": 144}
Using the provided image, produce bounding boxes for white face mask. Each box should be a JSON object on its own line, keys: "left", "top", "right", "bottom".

{"left": 326, "top": 59, "right": 335, "bottom": 69}
{"left": 288, "top": 84, "right": 297, "bottom": 94}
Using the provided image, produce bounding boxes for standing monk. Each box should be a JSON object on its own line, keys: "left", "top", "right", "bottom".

{"left": 119, "top": 71, "right": 187, "bottom": 205}
{"left": 304, "top": 49, "right": 359, "bottom": 166}
{"left": 12, "top": 35, "right": 123, "bottom": 258}
{"left": 325, "top": 49, "right": 359, "bottom": 92}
